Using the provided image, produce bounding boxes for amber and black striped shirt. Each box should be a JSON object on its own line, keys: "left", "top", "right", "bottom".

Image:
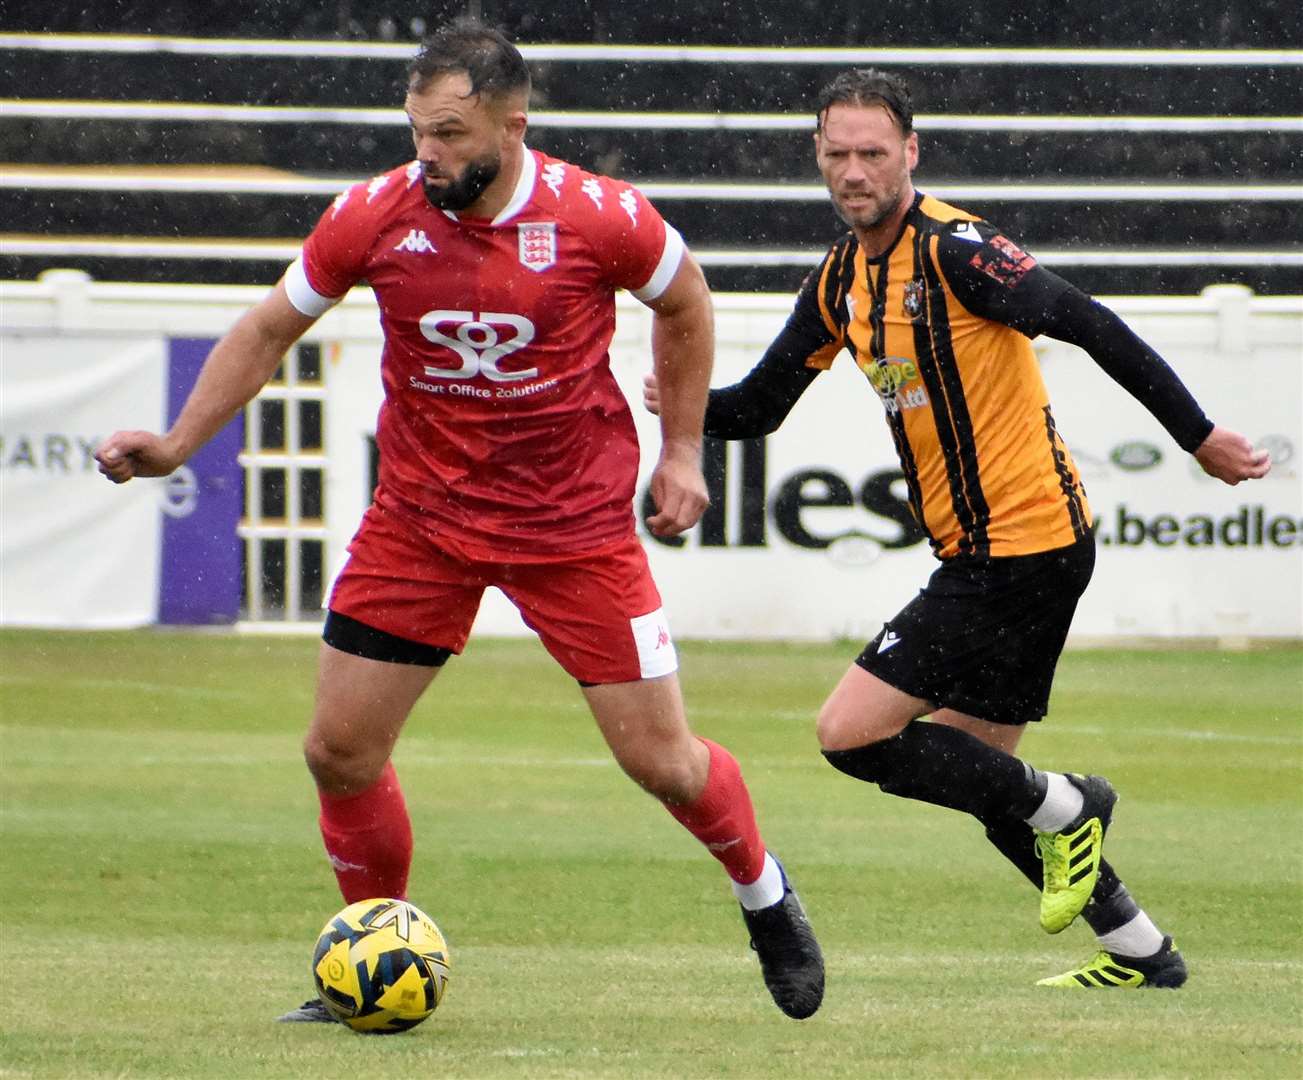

{"left": 705, "top": 192, "right": 1212, "bottom": 560}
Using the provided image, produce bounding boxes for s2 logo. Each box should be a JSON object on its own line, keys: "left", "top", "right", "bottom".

{"left": 419, "top": 310, "right": 537, "bottom": 382}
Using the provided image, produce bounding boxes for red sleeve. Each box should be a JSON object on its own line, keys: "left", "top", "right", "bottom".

{"left": 300, "top": 174, "right": 395, "bottom": 298}
{"left": 566, "top": 173, "right": 684, "bottom": 301}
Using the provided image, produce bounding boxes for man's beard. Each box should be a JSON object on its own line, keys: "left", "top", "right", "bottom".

{"left": 422, "top": 156, "right": 501, "bottom": 212}
{"left": 836, "top": 184, "right": 903, "bottom": 231}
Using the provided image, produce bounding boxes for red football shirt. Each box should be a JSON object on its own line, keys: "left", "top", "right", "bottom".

{"left": 285, "top": 147, "right": 685, "bottom": 559}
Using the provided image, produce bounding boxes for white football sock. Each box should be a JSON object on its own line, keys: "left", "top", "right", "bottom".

{"left": 1096, "top": 912, "right": 1165, "bottom": 959}
{"left": 732, "top": 852, "right": 785, "bottom": 911}
{"left": 1025, "top": 772, "right": 1085, "bottom": 832}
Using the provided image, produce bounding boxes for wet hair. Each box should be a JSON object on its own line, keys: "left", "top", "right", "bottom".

{"left": 815, "top": 68, "right": 913, "bottom": 135}
{"left": 408, "top": 16, "right": 531, "bottom": 101}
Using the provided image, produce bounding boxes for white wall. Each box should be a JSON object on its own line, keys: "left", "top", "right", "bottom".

{"left": 3, "top": 272, "right": 1300, "bottom": 639}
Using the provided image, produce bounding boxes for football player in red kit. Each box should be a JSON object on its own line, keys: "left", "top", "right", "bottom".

{"left": 95, "top": 18, "right": 823, "bottom": 1021}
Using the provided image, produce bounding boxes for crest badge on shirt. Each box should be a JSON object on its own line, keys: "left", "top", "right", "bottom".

{"left": 518, "top": 222, "right": 557, "bottom": 273}
{"left": 903, "top": 278, "right": 925, "bottom": 319}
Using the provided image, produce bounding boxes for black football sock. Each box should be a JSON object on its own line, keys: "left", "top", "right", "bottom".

{"left": 979, "top": 812, "right": 1128, "bottom": 931}
{"left": 1081, "top": 880, "right": 1142, "bottom": 936}
{"left": 823, "top": 719, "right": 1047, "bottom": 821}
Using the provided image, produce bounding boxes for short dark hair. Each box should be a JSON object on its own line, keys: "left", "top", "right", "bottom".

{"left": 815, "top": 69, "right": 913, "bottom": 135}
{"left": 408, "top": 16, "right": 531, "bottom": 101}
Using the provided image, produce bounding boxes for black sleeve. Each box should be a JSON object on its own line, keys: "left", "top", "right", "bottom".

{"left": 935, "top": 219, "right": 1074, "bottom": 336}
{"left": 1039, "top": 286, "right": 1214, "bottom": 452}
{"left": 703, "top": 268, "right": 833, "bottom": 440}
{"left": 935, "top": 220, "right": 1213, "bottom": 453}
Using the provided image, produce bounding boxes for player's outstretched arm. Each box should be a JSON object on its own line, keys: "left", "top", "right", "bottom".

{"left": 1193, "top": 425, "right": 1272, "bottom": 485}
{"left": 642, "top": 254, "right": 713, "bottom": 538}
{"left": 96, "top": 281, "right": 319, "bottom": 483}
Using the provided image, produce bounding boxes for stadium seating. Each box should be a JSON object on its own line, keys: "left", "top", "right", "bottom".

{"left": 2, "top": 2, "right": 1300, "bottom": 296}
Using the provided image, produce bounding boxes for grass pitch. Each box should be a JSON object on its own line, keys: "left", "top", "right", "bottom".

{"left": 1, "top": 629, "right": 1300, "bottom": 1079}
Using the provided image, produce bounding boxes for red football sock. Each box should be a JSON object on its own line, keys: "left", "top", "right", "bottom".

{"left": 317, "top": 761, "right": 413, "bottom": 903}
{"left": 664, "top": 738, "right": 767, "bottom": 884}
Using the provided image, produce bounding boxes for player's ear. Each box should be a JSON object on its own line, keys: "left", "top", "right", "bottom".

{"left": 493, "top": 104, "right": 527, "bottom": 148}
{"left": 905, "top": 131, "right": 919, "bottom": 170}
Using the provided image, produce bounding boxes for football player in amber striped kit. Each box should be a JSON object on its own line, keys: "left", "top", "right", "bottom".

{"left": 648, "top": 68, "right": 1269, "bottom": 989}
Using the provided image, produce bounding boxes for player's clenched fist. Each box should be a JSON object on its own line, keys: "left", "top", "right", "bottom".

{"left": 642, "top": 372, "right": 662, "bottom": 416}
{"left": 95, "top": 431, "right": 181, "bottom": 483}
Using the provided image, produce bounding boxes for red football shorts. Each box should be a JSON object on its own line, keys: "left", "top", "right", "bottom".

{"left": 327, "top": 502, "right": 678, "bottom": 685}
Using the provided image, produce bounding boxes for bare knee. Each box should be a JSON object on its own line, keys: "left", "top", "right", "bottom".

{"left": 817, "top": 701, "right": 907, "bottom": 752}
{"left": 612, "top": 737, "right": 707, "bottom": 805}
{"left": 303, "top": 729, "right": 386, "bottom": 795}
{"left": 816, "top": 669, "right": 923, "bottom": 751}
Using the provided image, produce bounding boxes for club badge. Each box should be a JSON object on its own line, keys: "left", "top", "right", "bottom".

{"left": 903, "top": 278, "right": 925, "bottom": 319}
{"left": 518, "top": 222, "right": 556, "bottom": 273}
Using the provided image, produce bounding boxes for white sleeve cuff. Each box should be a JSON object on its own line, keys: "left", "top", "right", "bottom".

{"left": 630, "top": 225, "right": 685, "bottom": 303}
{"left": 284, "top": 256, "right": 341, "bottom": 317}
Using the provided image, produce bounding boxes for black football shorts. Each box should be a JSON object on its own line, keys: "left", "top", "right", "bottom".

{"left": 855, "top": 532, "right": 1096, "bottom": 725}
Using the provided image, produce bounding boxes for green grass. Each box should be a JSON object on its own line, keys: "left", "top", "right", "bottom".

{"left": 1, "top": 630, "right": 1300, "bottom": 1079}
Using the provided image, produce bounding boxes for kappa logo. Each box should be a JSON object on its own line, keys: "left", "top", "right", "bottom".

{"left": 655, "top": 626, "right": 671, "bottom": 649}
{"left": 328, "top": 854, "right": 367, "bottom": 873}
{"left": 581, "top": 177, "right": 604, "bottom": 209}
{"left": 541, "top": 161, "right": 566, "bottom": 198}
{"left": 877, "top": 629, "right": 901, "bottom": 654}
{"left": 365, "top": 174, "right": 391, "bottom": 202}
{"left": 393, "top": 228, "right": 437, "bottom": 254}
{"left": 619, "top": 189, "right": 639, "bottom": 226}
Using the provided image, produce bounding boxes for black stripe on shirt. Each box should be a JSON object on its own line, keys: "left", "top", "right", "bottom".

{"left": 912, "top": 226, "right": 991, "bottom": 557}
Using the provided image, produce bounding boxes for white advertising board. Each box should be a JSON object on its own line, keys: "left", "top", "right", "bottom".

{"left": 0, "top": 333, "right": 166, "bottom": 626}
{"left": 3, "top": 275, "right": 1298, "bottom": 639}
{"left": 326, "top": 288, "right": 1302, "bottom": 642}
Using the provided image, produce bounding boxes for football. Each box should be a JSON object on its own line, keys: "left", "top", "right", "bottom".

{"left": 312, "top": 897, "right": 451, "bottom": 1034}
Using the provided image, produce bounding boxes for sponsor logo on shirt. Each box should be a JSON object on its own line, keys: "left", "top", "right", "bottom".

{"left": 864, "top": 356, "right": 930, "bottom": 416}
{"left": 418, "top": 309, "right": 539, "bottom": 383}
{"left": 393, "top": 228, "right": 437, "bottom": 254}
{"left": 518, "top": 222, "right": 556, "bottom": 272}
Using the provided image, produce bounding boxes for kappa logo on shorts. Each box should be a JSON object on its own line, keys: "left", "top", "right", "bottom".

{"left": 632, "top": 609, "right": 678, "bottom": 680}
{"left": 877, "top": 629, "right": 901, "bottom": 654}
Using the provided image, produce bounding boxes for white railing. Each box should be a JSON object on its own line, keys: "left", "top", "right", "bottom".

{"left": 2, "top": 34, "right": 1300, "bottom": 66}
{"left": 5, "top": 170, "right": 1300, "bottom": 202}
{"left": 5, "top": 236, "right": 1301, "bottom": 269}
{"left": 5, "top": 99, "right": 1298, "bottom": 133}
